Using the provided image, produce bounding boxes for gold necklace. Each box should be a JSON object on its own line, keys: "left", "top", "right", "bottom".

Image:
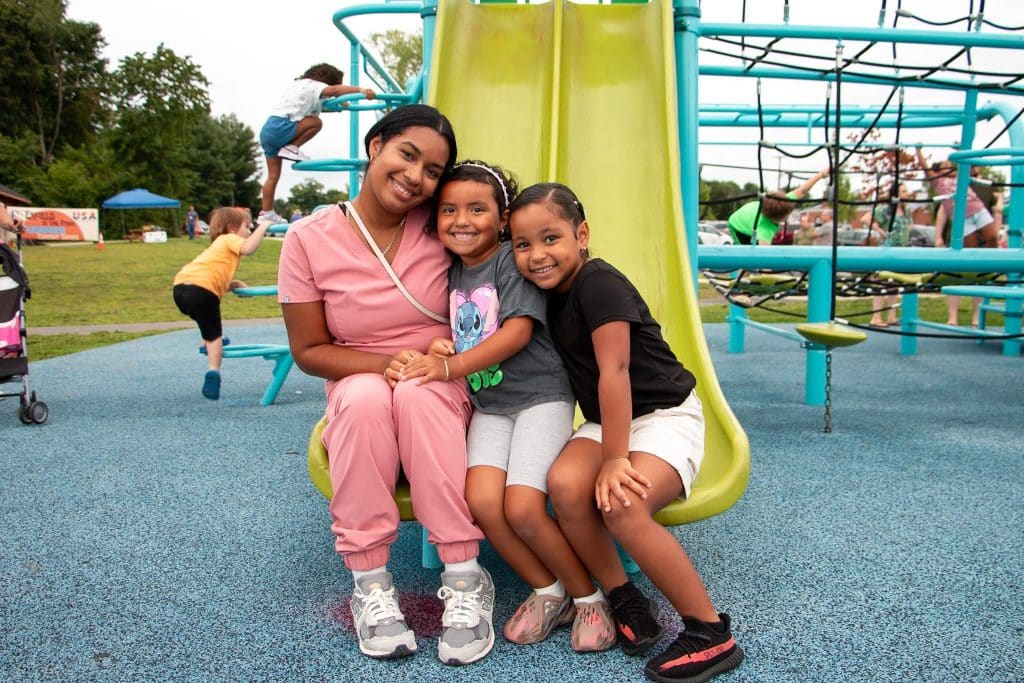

{"left": 379, "top": 218, "right": 405, "bottom": 257}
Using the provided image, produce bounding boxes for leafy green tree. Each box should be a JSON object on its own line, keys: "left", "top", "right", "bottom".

{"left": 186, "top": 114, "right": 261, "bottom": 212}
{"left": 368, "top": 29, "right": 422, "bottom": 88}
{"left": 0, "top": 0, "right": 107, "bottom": 170}
{"left": 700, "top": 179, "right": 754, "bottom": 220}
{"left": 36, "top": 142, "right": 127, "bottom": 207}
{"left": 283, "top": 179, "right": 348, "bottom": 215}
{"left": 106, "top": 44, "right": 210, "bottom": 200}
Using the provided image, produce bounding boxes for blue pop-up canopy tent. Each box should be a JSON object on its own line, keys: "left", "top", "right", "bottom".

{"left": 102, "top": 188, "right": 181, "bottom": 237}
{"left": 102, "top": 188, "right": 180, "bottom": 209}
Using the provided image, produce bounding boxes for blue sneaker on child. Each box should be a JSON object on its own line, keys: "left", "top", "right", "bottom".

{"left": 202, "top": 370, "right": 221, "bottom": 400}
{"left": 198, "top": 337, "right": 230, "bottom": 355}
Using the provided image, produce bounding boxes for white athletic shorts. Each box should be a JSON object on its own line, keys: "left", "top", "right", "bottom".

{"left": 571, "top": 391, "right": 704, "bottom": 498}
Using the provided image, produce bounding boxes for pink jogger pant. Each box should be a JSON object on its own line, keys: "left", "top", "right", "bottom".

{"left": 322, "top": 372, "right": 482, "bottom": 571}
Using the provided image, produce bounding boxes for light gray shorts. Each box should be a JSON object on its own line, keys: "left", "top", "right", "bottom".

{"left": 466, "top": 400, "right": 575, "bottom": 493}
{"left": 963, "top": 207, "right": 994, "bottom": 237}
{"left": 571, "top": 392, "right": 705, "bottom": 498}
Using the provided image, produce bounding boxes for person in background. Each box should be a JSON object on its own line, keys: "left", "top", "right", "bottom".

{"left": 969, "top": 166, "right": 1004, "bottom": 244}
{"left": 258, "top": 63, "right": 376, "bottom": 225}
{"left": 172, "top": 208, "right": 270, "bottom": 400}
{"left": 186, "top": 205, "right": 199, "bottom": 240}
{"left": 860, "top": 186, "right": 913, "bottom": 327}
{"left": 0, "top": 202, "right": 22, "bottom": 248}
{"left": 727, "top": 169, "right": 829, "bottom": 245}
{"left": 793, "top": 208, "right": 834, "bottom": 246}
{"left": 917, "top": 147, "right": 998, "bottom": 326}
{"left": 289, "top": 208, "right": 303, "bottom": 223}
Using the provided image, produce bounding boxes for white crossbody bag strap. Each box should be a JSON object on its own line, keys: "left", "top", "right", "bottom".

{"left": 343, "top": 201, "right": 449, "bottom": 324}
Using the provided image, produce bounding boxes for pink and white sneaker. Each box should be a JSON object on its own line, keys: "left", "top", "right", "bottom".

{"left": 503, "top": 591, "right": 575, "bottom": 645}
{"left": 571, "top": 600, "right": 616, "bottom": 652}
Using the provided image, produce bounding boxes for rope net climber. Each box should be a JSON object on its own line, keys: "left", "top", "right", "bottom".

{"left": 701, "top": 2, "right": 1024, "bottom": 95}
{"left": 694, "top": 0, "right": 1023, "bottom": 344}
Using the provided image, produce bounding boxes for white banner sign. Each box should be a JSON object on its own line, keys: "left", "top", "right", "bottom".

{"left": 8, "top": 207, "right": 100, "bottom": 242}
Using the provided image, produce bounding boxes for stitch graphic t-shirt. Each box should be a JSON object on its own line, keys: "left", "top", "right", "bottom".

{"left": 447, "top": 242, "right": 572, "bottom": 414}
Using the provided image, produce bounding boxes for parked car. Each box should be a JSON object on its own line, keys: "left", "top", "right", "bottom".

{"left": 697, "top": 220, "right": 733, "bottom": 245}
{"left": 835, "top": 223, "right": 870, "bottom": 246}
{"left": 772, "top": 216, "right": 797, "bottom": 245}
{"left": 195, "top": 220, "right": 209, "bottom": 235}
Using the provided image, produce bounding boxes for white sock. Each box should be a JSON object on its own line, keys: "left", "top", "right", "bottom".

{"left": 574, "top": 589, "right": 605, "bottom": 605}
{"left": 444, "top": 558, "right": 481, "bottom": 575}
{"left": 535, "top": 580, "right": 565, "bottom": 598}
{"left": 352, "top": 565, "right": 387, "bottom": 587}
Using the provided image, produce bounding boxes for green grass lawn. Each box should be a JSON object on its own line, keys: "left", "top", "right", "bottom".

{"left": 18, "top": 237, "right": 985, "bottom": 360}
{"left": 24, "top": 238, "right": 283, "bottom": 326}
{"left": 23, "top": 238, "right": 283, "bottom": 360}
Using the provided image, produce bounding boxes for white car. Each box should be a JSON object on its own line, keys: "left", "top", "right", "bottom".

{"left": 697, "top": 221, "right": 733, "bottom": 245}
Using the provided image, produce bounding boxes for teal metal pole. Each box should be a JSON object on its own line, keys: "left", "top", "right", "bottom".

{"left": 983, "top": 102, "right": 1024, "bottom": 356}
{"left": 330, "top": 2, "right": 424, "bottom": 196}
{"left": 348, "top": 35, "right": 362, "bottom": 196}
{"left": 804, "top": 258, "right": 831, "bottom": 405}
{"left": 900, "top": 293, "right": 919, "bottom": 356}
{"left": 422, "top": 0, "right": 438, "bottom": 87}
{"left": 727, "top": 302, "right": 746, "bottom": 353}
{"left": 674, "top": 0, "right": 701, "bottom": 289}
{"left": 949, "top": 90, "right": 979, "bottom": 250}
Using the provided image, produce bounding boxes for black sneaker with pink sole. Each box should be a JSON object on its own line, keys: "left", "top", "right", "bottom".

{"left": 644, "top": 613, "right": 744, "bottom": 683}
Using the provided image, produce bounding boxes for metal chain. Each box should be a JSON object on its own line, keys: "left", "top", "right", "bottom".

{"left": 823, "top": 348, "right": 833, "bottom": 433}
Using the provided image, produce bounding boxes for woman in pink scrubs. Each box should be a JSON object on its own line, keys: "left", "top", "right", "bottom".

{"left": 278, "top": 105, "right": 493, "bottom": 664}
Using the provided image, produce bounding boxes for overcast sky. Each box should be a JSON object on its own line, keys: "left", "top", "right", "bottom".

{"left": 65, "top": 0, "right": 1024, "bottom": 201}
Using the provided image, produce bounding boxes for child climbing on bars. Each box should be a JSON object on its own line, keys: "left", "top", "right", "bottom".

{"left": 258, "top": 63, "right": 376, "bottom": 224}
{"left": 173, "top": 208, "right": 270, "bottom": 399}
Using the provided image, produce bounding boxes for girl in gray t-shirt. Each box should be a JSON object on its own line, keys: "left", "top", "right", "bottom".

{"left": 401, "top": 161, "right": 616, "bottom": 652}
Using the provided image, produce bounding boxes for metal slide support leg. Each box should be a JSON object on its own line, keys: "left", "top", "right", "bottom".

{"left": 1002, "top": 296, "right": 1022, "bottom": 357}
{"left": 618, "top": 545, "right": 640, "bottom": 574}
{"left": 421, "top": 526, "right": 442, "bottom": 569}
{"left": 900, "top": 293, "right": 919, "bottom": 356}
{"left": 804, "top": 259, "right": 830, "bottom": 406}
{"left": 728, "top": 301, "right": 746, "bottom": 353}
{"left": 260, "top": 351, "right": 294, "bottom": 406}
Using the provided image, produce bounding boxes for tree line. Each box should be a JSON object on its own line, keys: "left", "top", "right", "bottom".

{"left": 9, "top": 6, "right": 975, "bottom": 235}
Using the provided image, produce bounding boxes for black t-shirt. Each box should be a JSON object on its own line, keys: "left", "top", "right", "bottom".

{"left": 547, "top": 259, "right": 696, "bottom": 423}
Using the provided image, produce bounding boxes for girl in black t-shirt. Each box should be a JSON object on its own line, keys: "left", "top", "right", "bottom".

{"left": 508, "top": 183, "right": 744, "bottom": 683}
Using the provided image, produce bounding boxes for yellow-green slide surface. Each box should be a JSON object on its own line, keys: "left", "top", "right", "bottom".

{"left": 429, "top": 0, "right": 749, "bottom": 523}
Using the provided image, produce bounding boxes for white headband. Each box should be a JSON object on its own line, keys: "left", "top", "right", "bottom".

{"left": 453, "top": 162, "right": 509, "bottom": 208}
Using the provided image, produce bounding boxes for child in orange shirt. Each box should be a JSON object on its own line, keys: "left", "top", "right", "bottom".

{"left": 172, "top": 208, "right": 270, "bottom": 399}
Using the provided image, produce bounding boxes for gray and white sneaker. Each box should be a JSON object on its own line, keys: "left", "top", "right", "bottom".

{"left": 437, "top": 566, "right": 495, "bottom": 665}
{"left": 278, "top": 144, "right": 310, "bottom": 162}
{"left": 350, "top": 571, "right": 417, "bottom": 659}
{"left": 257, "top": 210, "right": 287, "bottom": 225}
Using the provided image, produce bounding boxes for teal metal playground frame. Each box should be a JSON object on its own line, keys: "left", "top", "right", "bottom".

{"left": 305, "top": 0, "right": 1023, "bottom": 406}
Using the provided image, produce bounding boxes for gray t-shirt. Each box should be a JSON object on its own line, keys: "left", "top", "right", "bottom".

{"left": 448, "top": 242, "right": 572, "bottom": 414}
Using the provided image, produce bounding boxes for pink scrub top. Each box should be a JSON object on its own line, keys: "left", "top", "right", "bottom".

{"left": 278, "top": 204, "right": 452, "bottom": 364}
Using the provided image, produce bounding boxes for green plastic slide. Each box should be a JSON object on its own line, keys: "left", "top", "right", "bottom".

{"left": 428, "top": 0, "right": 749, "bottom": 523}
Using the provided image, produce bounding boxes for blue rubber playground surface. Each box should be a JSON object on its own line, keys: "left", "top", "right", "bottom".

{"left": 1, "top": 323, "right": 1021, "bottom": 681}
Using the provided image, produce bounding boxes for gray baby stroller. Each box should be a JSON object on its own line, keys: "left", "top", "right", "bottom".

{"left": 1, "top": 236, "right": 47, "bottom": 424}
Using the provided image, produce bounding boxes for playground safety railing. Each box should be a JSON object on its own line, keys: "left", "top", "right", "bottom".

{"left": 697, "top": 244, "right": 1024, "bottom": 405}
